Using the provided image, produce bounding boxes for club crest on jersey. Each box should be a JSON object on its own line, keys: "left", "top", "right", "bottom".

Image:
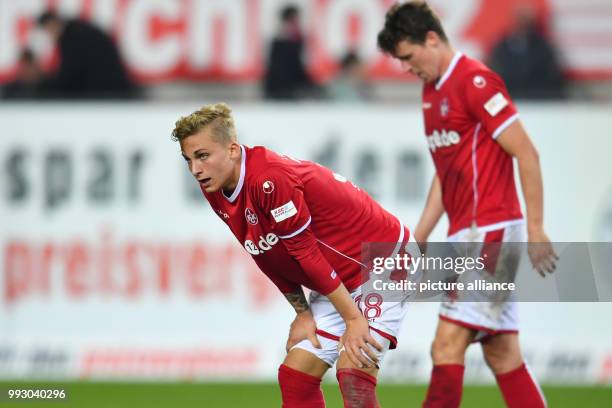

{"left": 245, "top": 208, "right": 258, "bottom": 225}
{"left": 473, "top": 75, "right": 487, "bottom": 88}
{"left": 262, "top": 180, "right": 275, "bottom": 194}
{"left": 440, "top": 98, "right": 450, "bottom": 117}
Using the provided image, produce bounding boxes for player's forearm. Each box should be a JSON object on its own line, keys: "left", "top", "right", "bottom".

{"left": 516, "top": 148, "right": 545, "bottom": 236}
{"left": 282, "top": 231, "right": 342, "bottom": 295}
{"left": 414, "top": 175, "right": 444, "bottom": 241}
{"left": 326, "top": 284, "right": 362, "bottom": 322}
{"left": 284, "top": 289, "right": 310, "bottom": 314}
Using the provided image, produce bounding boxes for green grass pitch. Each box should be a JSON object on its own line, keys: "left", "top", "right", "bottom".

{"left": 1, "top": 382, "right": 611, "bottom": 407}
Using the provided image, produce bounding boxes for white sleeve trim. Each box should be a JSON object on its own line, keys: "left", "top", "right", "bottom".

{"left": 278, "top": 217, "right": 312, "bottom": 239}
{"left": 492, "top": 113, "right": 520, "bottom": 140}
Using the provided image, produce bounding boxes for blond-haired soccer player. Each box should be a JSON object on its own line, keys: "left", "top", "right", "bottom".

{"left": 378, "top": 2, "right": 557, "bottom": 407}
{"left": 173, "top": 103, "right": 417, "bottom": 407}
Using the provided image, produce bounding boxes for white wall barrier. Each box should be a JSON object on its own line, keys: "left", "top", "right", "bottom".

{"left": 1, "top": 103, "right": 611, "bottom": 383}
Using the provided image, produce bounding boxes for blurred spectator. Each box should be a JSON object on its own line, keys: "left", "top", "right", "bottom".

{"left": 37, "top": 10, "right": 137, "bottom": 99}
{"left": 327, "top": 51, "right": 371, "bottom": 102}
{"left": 263, "top": 5, "right": 319, "bottom": 100}
{"left": 1, "top": 49, "right": 44, "bottom": 100}
{"left": 488, "top": 4, "right": 566, "bottom": 100}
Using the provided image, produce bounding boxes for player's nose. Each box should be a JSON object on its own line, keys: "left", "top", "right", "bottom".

{"left": 190, "top": 161, "right": 203, "bottom": 178}
{"left": 400, "top": 60, "right": 413, "bottom": 73}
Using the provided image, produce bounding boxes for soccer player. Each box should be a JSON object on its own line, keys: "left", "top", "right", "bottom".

{"left": 172, "top": 103, "right": 416, "bottom": 408}
{"left": 377, "top": 2, "right": 558, "bottom": 407}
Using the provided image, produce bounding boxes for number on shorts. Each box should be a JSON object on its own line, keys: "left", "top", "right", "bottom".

{"left": 355, "top": 293, "right": 383, "bottom": 319}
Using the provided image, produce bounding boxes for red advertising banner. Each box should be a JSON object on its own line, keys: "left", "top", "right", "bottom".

{"left": 0, "top": 0, "right": 609, "bottom": 83}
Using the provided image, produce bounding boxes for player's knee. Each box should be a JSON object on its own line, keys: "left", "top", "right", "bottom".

{"left": 482, "top": 344, "right": 522, "bottom": 374}
{"left": 430, "top": 337, "right": 466, "bottom": 364}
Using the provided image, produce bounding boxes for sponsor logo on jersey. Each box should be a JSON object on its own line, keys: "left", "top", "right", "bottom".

{"left": 244, "top": 233, "right": 279, "bottom": 255}
{"left": 216, "top": 209, "right": 229, "bottom": 219}
{"left": 440, "top": 98, "right": 450, "bottom": 117}
{"left": 423, "top": 102, "right": 432, "bottom": 110}
{"left": 271, "top": 200, "right": 298, "bottom": 222}
{"left": 473, "top": 75, "right": 487, "bottom": 88}
{"left": 427, "top": 130, "right": 461, "bottom": 152}
{"left": 245, "top": 207, "right": 258, "bottom": 225}
{"left": 484, "top": 92, "right": 509, "bottom": 117}
{"left": 262, "top": 180, "right": 275, "bottom": 194}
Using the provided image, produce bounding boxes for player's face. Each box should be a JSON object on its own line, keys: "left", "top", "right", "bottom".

{"left": 180, "top": 128, "right": 240, "bottom": 193}
{"left": 393, "top": 34, "right": 442, "bottom": 83}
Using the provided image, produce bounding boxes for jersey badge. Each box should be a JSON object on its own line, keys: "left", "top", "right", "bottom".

{"left": 271, "top": 200, "right": 298, "bottom": 222}
{"left": 473, "top": 75, "right": 487, "bottom": 88}
{"left": 263, "top": 180, "right": 275, "bottom": 194}
{"left": 484, "top": 92, "right": 509, "bottom": 117}
{"left": 245, "top": 207, "right": 259, "bottom": 225}
{"left": 440, "top": 98, "right": 450, "bottom": 117}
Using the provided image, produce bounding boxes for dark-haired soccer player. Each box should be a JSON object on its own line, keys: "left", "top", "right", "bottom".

{"left": 173, "top": 102, "right": 418, "bottom": 408}
{"left": 378, "top": 2, "right": 557, "bottom": 407}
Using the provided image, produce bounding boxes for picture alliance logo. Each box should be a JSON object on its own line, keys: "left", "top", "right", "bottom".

{"left": 427, "top": 129, "right": 461, "bottom": 152}
{"left": 244, "top": 233, "right": 279, "bottom": 255}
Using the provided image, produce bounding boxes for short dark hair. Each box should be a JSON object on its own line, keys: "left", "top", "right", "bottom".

{"left": 37, "top": 10, "right": 61, "bottom": 26}
{"left": 280, "top": 5, "right": 299, "bottom": 23}
{"left": 377, "top": 1, "right": 448, "bottom": 55}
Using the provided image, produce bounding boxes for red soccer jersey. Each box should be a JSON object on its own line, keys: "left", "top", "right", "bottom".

{"left": 203, "top": 145, "right": 408, "bottom": 295}
{"left": 422, "top": 52, "right": 524, "bottom": 237}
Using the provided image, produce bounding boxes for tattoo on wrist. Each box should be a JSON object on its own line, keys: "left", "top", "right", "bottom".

{"left": 284, "top": 292, "right": 309, "bottom": 313}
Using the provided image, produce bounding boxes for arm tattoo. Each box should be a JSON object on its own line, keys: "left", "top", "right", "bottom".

{"left": 284, "top": 291, "right": 309, "bottom": 313}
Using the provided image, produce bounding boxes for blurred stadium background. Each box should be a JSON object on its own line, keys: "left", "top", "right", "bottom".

{"left": 1, "top": 0, "right": 611, "bottom": 407}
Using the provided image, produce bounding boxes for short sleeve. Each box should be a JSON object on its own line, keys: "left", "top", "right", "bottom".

{"left": 464, "top": 69, "right": 519, "bottom": 140}
{"left": 250, "top": 165, "right": 312, "bottom": 239}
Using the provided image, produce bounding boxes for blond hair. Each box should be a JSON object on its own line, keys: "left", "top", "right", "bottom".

{"left": 171, "top": 102, "right": 237, "bottom": 144}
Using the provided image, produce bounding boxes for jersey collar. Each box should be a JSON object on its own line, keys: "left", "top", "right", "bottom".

{"left": 435, "top": 51, "right": 463, "bottom": 91}
{"left": 222, "top": 144, "right": 246, "bottom": 203}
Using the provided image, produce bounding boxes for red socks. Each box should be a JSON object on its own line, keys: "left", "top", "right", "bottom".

{"left": 496, "top": 363, "right": 547, "bottom": 408}
{"left": 278, "top": 364, "right": 325, "bottom": 408}
{"left": 422, "top": 364, "right": 465, "bottom": 408}
{"left": 336, "top": 368, "right": 380, "bottom": 408}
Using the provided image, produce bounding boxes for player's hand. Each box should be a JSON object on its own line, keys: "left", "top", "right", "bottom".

{"left": 338, "top": 315, "right": 382, "bottom": 369}
{"left": 286, "top": 310, "right": 321, "bottom": 352}
{"left": 527, "top": 228, "right": 559, "bottom": 277}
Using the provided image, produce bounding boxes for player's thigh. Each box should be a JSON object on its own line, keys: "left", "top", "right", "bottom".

{"left": 431, "top": 318, "right": 476, "bottom": 362}
{"left": 336, "top": 350, "right": 379, "bottom": 378}
{"left": 283, "top": 347, "right": 330, "bottom": 378}
{"left": 288, "top": 291, "right": 345, "bottom": 371}
{"left": 481, "top": 332, "right": 523, "bottom": 374}
{"left": 335, "top": 330, "right": 392, "bottom": 378}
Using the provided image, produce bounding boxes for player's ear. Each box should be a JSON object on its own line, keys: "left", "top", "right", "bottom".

{"left": 425, "top": 31, "right": 439, "bottom": 47}
{"left": 228, "top": 142, "right": 241, "bottom": 159}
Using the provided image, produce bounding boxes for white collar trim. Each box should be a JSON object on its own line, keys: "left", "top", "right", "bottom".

{"left": 435, "top": 52, "right": 463, "bottom": 91}
{"left": 222, "top": 145, "right": 246, "bottom": 203}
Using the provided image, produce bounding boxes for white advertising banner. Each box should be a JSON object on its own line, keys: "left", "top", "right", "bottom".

{"left": 1, "top": 103, "right": 611, "bottom": 383}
